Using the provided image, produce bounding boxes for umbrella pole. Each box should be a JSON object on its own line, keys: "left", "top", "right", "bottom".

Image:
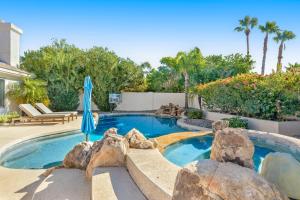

{"left": 85, "top": 134, "right": 89, "bottom": 142}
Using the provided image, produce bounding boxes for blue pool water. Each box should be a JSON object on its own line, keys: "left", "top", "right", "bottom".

{"left": 163, "top": 135, "right": 275, "bottom": 172}
{"left": 0, "top": 115, "right": 186, "bottom": 169}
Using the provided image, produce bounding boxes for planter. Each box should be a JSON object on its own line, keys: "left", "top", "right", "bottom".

{"left": 204, "top": 111, "right": 300, "bottom": 137}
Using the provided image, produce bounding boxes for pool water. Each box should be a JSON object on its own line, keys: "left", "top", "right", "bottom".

{"left": 0, "top": 115, "right": 186, "bottom": 169}
{"left": 163, "top": 135, "right": 275, "bottom": 172}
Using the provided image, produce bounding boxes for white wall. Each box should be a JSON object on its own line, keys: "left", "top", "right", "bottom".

{"left": 77, "top": 92, "right": 99, "bottom": 111}
{"left": 115, "top": 92, "right": 200, "bottom": 111}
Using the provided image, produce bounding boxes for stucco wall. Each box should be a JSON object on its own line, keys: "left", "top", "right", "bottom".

{"left": 115, "top": 92, "right": 200, "bottom": 111}
{"left": 77, "top": 92, "right": 99, "bottom": 111}
{"left": 204, "top": 111, "right": 300, "bottom": 136}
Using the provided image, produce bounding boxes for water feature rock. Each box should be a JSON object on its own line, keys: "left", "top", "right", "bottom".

{"left": 260, "top": 152, "right": 300, "bottom": 199}
{"left": 63, "top": 141, "right": 93, "bottom": 169}
{"left": 155, "top": 103, "right": 184, "bottom": 117}
{"left": 125, "top": 128, "right": 156, "bottom": 149}
{"left": 210, "top": 128, "right": 254, "bottom": 169}
{"left": 86, "top": 133, "right": 129, "bottom": 179}
{"left": 172, "top": 159, "right": 288, "bottom": 200}
{"left": 212, "top": 120, "right": 229, "bottom": 133}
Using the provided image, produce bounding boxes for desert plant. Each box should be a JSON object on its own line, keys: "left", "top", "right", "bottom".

{"left": 0, "top": 112, "right": 20, "bottom": 123}
{"left": 223, "top": 117, "right": 248, "bottom": 129}
{"left": 273, "top": 30, "right": 296, "bottom": 72}
{"left": 234, "top": 16, "right": 258, "bottom": 56}
{"left": 259, "top": 21, "right": 279, "bottom": 75}
{"left": 8, "top": 78, "right": 49, "bottom": 105}
{"left": 187, "top": 109, "right": 204, "bottom": 119}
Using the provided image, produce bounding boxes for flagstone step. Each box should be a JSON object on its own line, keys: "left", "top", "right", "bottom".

{"left": 92, "top": 167, "right": 146, "bottom": 200}
{"left": 32, "top": 168, "right": 90, "bottom": 200}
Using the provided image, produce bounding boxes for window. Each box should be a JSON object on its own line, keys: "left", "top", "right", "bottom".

{"left": 0, "top": 79, "right": 4, "bottom": 107}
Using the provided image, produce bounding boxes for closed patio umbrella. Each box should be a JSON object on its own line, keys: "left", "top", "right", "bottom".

{"left": 81, "top": 76, "right": 95, "bottom": 141}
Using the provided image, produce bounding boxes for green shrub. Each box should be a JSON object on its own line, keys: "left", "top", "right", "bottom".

{"left": 187, "top": 109, "right": 204, "bottom": 119}
{"left": 48, "top": 87, "right": 79, "bottom": 111}
{"left": 0, "top": 112, "right": 20, "bottom": 123}
{"left": 223, "top": 117, "right": 248, "bottom": 129}
{"left": 8, "top": 78, "right": 49, "bottom": 106}
{"left": 197, "top": 72, "right": 300, "bottom": 121}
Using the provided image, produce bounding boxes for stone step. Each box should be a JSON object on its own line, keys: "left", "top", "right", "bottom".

{"left": 92, "top": 167, "right": 146, "bottom": 200}
{"left": 126, "top": 149, "right": 181, "bottom": 200}
{"left": 32, "top": 168, "right": 90, "bottom": 200}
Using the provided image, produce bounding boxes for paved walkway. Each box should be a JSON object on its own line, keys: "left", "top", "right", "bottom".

{"left": 0, "top": 117, "right": 84, "bottom": 200}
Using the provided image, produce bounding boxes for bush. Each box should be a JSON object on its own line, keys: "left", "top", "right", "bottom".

{"left": 48, "top": 87, "right": 79, "bottom": 111}
{"left": 187, "top": 109, "right": 204, "bottom": 119}
{"left": 8, "top": 78, "right": 49, "bottom": 106}
{"left": 0, "top": 112, "right": 20, "bottom": 123}
{"left": 197, "top": 72, "right": 300, "bottom": 121}
{"left": 223, "top": 117, "right": 248, "bottom": 129}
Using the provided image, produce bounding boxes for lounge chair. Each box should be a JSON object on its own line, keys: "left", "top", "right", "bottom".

{"left": 35, "top": 103, "right": 78, "bottom": 120}
{"left": 19, "top": 104, "right": 71, "bottom": 124}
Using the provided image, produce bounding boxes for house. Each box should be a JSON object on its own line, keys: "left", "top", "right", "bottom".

{"left": 0, "top": 20, "right": 30, "bottom": 114}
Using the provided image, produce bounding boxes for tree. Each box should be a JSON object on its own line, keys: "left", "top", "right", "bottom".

{"left": 259, "top": 21, "right": 279, "bottom": 75}
{"left": 273, "top": 30, "right": 296, "bottom": 72}
{"left": 234, "top": 16, "right": 258, "bottom": 56}
{"left": 161, "top": 47, "right": 205, "bottom": 109}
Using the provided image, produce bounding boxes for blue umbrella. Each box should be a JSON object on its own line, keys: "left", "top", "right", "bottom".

{"left": 81, "top": 76, "right": 95, "bottom": 141}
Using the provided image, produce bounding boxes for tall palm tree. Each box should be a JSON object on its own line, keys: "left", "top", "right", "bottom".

{"left": 161, "top": 47, "right": 205, "bottom": 109}
{"left": 259, "top": 21, "right": 279, "bottom": 75}
{"left": 234, "top": 16, "right": 258, "bottom": 56}
{"left": 273, "top": 30, "right": 296, "bottom": 72}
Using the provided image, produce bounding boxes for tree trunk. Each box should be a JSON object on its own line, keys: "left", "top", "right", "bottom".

{"left": 246, "top": 32, "right": 250, "bottom": 56}
{"left": 276, "top": 41, "right": 284, "bottom": 73}
{"left": 184, "top": 72, "right": 189, "bottom": 109}
{"left": 261, "top": 33, "right": 268, "bottom": 75}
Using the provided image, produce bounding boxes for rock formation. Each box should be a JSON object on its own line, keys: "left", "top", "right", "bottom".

{"left": 85, "top": 132, "right": 129, "bottom": 179}
{"left": 63, "top": 141, "right": 93, "bottom": 169}
{"left": 125, "top": 128, "right": 156, "bottom": 149}
{"left": 172, "top": 160, "right": 288, "bottom": 200}
{"left": 210, "top": 128, "right": 254, "bottom": 169}
{"left": 212, "top": 120, "right": 229, "bottom": 134}
{"left": 260, "top": 152, "right": 300, "bottom": 200}
{"left": 155, "top": 103, "right": 184, "bottom": 117}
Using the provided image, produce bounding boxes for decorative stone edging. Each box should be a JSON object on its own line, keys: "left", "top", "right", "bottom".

{"left": 176, "top": 118, "right": 211, "bottom": 131}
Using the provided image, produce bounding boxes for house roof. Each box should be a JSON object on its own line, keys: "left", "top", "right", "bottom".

{"left": 0, "top": 62, "right": 30, "bottom": 80}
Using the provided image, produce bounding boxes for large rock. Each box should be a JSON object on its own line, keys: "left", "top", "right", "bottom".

{"left": 86, "top": 133, "right": 129, "bottom": 179}
{"left": 172, "top": 160, "right": 288, "bottom": 200}
{"left": 210, "top": 128, "right": 254, "bottom": 169}
{"left": 155, "top": 103, "right": 184, "bottom": 117}
{"left": 125, "top": 128, "right": 156, "bottom": 149}
{"left": 212, "top": 120, "right": 229, "bottom": 134}
{"left": 260, "top": 152, "right": 300, "bottom": 199}
{"left": 63, "top": 141, "right": 93, "bottom": 169}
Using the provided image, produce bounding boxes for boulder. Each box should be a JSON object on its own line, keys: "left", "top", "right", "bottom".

{"left": 172, "top": 160, "right": 288, "bottom": 200}
{"left": 155, "top": 103, "right": 184, "bottom": 117}
{"left": 125, "top": 128, "right": 156, "bottom": 149}
{"left": 63, "top": 141, "right": 93, "bottom": 169}
{"left": 86, "top": 133, "right": 129, "bottom": 179}
{"left": 212, "top": 120, "right": 229, "bottom": 133}
{"left": 210, "top": 128, "right": 254, "bottom": 169}
{"left": 103, "top": 127, "right": 118, "bottom": 137}
{"left": 260, "top": 152, "right": 300, "bottom": 199}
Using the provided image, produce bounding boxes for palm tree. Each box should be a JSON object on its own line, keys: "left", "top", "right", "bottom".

{"left": 161, "top": 47, "right": 205, "bottom": 109}
{"left": 234, "top": 16, "right": 258, "bottom": 56}
{"left": 259, "top": 21, "right": 279, "bottom": 75}
{"left": 273, "top": 30, "right": 296, "bottom": 72}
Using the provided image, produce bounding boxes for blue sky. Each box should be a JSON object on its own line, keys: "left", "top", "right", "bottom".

{"left": 1, "top": 0, "right": 300, "bottom": 73}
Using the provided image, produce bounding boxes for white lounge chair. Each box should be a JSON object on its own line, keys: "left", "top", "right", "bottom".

{"left": 19, "top": 104, "right": 71, "bottom": 124}
{"left": 35, "top": 103, "right": 78, "bottom": 120}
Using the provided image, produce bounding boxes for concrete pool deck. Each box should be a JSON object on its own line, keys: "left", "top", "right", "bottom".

{"left": 0, "top": 117, "right": 83, "bottom": 200}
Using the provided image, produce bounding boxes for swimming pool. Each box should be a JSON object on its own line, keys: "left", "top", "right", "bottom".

{"left": 0, "top": 115, "right": 186, "bottom": 169}
{"left": 163, "top": 135, "right": 276, "bottom": 172}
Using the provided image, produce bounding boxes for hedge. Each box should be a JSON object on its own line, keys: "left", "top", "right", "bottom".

{"left": 197, "top": 72, "right": 300, "bottom": 121}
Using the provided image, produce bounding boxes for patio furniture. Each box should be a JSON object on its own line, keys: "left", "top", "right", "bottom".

{"left": 35, "top": 103, "right": 78, "bottom": 120}
{"left": 19, "top": 104, "right": 71, "bottom": 124}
